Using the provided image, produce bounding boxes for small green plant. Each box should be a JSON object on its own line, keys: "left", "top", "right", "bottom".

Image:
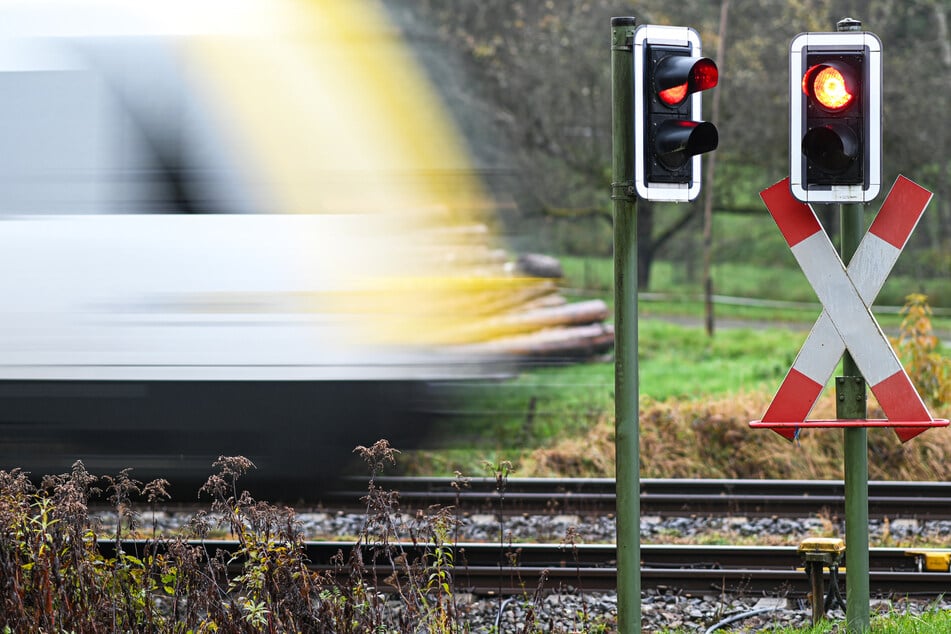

{"left": 483, "top": 458, "right": 515, "bottom": 606}
{"left": 418, "top": 508, "right": 459, "bottom": 633}
{"left": 893, "top": 293, "right": 951, "bottom": 408}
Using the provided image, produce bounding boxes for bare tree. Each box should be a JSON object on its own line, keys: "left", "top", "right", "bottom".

{"left": 403, "top": 0, "right": 951, "bottom": 291}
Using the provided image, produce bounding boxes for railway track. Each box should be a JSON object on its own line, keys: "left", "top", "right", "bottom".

{"left": 90, "top": 478, "right": 951, "bottom": 598}
{"left": 327, "top": 477, "right": 951, "bottom": 519}
{"left": 101, "top": 539, "right": 951, "bottom": 597}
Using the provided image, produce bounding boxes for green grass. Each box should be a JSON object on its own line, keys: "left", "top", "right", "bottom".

{"left": 424, "top": 319, "right": 807, "bottom": 455}
{"left": 411, "top": 254, "right": 951, "bottom": 476}
{"left": 559, "top": 255, "right": 951, "bottom": 333}
{"left": 639, "top": 320, "right": 807, "bottom": 398}
{"left": 677, "top": 605, "right": 951, "bottom": 633}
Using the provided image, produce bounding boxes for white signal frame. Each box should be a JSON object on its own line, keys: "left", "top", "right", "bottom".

{"left": 789, "top": 31, "right": 882, "bottom": 203}
{"left": 633, "top": 24, "right": 704, "bottom": 202}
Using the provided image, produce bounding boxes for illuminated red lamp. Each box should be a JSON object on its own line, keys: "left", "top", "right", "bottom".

{"left": 802, "top": 63, "right": 855, "bottom": 111}
{"left": 658, "top": 83, "right": 687, "bottom": 106}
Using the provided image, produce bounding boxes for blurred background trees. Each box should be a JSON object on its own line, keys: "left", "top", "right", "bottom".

{"left": 388, "top": 0, "right": 951, "bottom": 301}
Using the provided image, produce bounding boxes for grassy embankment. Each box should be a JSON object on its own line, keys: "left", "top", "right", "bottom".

{"left": 660, "top": 608, "right": 951, "bottom": 633}
{"left": 404, "top": 256, "right": 951, "bottom": 483}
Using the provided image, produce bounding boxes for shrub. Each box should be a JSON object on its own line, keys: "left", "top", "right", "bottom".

{"left": 891, "top": 293, "right": 951, "bottom": 408}
{"left": 0, "top": 443, "right": 606, "bottom": 633}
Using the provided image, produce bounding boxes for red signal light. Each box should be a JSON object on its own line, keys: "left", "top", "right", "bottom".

{"left": 654, "top": 57, "right": 718, "bottom": 107}
{"left": 803, "top": 63, "right": 854, "bottom": 111}
{"left": 659, "top": 83, "right": 688, "bottom": 106}
{"left": 690, "top": 58, "right": 718, "bottom": 92}
{"left": 789, "top": 31, "right": 882, "bottom": 203}
{"left": 634, "top": 25, "right": 718, "bottom": 202}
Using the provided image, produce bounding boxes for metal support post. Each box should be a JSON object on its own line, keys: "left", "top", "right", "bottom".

{"left": 611, "top": 15, "right": 640, "bottom": 634}
{"left": 799, "top": 537, "right": 846, "bottom": 625}
{"left": 840, "top": 201, "right": 870, "bottom": 632}
{"left": 834, "top": 16, "right": 871, "bottom": 630}
{"left": 806, "top": 559, "right": 826, "bottom": 624}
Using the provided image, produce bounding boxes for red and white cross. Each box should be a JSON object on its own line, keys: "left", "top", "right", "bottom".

{"left": 751, "top": 176, "right": 947, "bottom": 442}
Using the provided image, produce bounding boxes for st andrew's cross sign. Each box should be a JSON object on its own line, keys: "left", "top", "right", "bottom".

{"left": 750, "top": 176, "right": 948, "bottom": 442}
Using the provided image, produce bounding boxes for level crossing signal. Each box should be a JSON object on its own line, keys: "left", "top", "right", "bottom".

{"left": 633, "top": 25, "right": 718, "bottom": 202}
{"left": 789, "top": 31, "right": 881, "bottom": 203}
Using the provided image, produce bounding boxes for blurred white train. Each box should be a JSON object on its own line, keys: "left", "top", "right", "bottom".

{"left": 0, "top": 0, "right": 549, "bottom": 495}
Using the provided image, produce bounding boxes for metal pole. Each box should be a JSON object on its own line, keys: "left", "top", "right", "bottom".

{"left": 611, "top": 16, "right": 640, "bottom": 634}
{"left": 807, "top": 560, "right": 825, "bottom": 625}
{"left": 840, "top": 202, "right": 870, "bottom": 632}
{"left": 834, "top": 17, "right": 870, "bottom": 633}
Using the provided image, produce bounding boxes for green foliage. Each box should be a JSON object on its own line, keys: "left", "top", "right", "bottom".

{"left": 559, "top": 256, "right": 951, "bottom": 351}
{"left": 639, "top": 321, "right": 805, "bottom": 398}
{"left": 411, "top": 306, "right": 951, "bottom": 481}
{"left": 5, "top": 451, "right": 951, "bottom": 632}
{"left": 560, "top": 255, "right": 613, "bottom": 294}
{"left": 892, "top": 293, "right": 951, "bottom": 408}
{"left": 414, "top": 505, "right": 459, "bottom": 633}
{"left": 0, "top": 464, "right": 172, "bottom": 633}
{"left": 427, "top": 320, "right": 806, "bottom": 454}
{"left": 709, "top": 601, "right": 951, "bottom": 633}
{"left": 6, "top": 448, "right": 601, "bottom": 633}
{"left": 563, "top": 253, "right": 951, "bottom": 317}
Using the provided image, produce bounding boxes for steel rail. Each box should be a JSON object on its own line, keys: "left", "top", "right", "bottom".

{"left": 328, "top": 477, "right": 951, "bottom": 519}
{"left": 98, "top": 540, "right": 945, "bottom": 596}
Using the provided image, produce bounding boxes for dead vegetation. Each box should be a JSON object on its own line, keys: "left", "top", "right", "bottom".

{"left": 522, "top": 389, "right": 951, "bottom": 481}
{"left": 0, "top": 442, "right": 612, "bottom": 633}
{"left": 521, "top": 293, "right": 951, "bottom": 481}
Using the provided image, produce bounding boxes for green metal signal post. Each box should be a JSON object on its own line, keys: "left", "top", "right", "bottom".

{"left": 611, "top": 16, "right": 640, "bottom": 634}
{"left": 838, "top": 18, "right": 870, "bottom": 633}
{"left": 839, "top": 201, "right": 870, "bottom": 632}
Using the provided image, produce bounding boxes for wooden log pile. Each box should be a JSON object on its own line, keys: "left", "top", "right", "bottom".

{"left": 460, "top": 253, "right": 614, "bottom": 362}
{"left": 422, "top": 227, "right": 613, "bottom": 362}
